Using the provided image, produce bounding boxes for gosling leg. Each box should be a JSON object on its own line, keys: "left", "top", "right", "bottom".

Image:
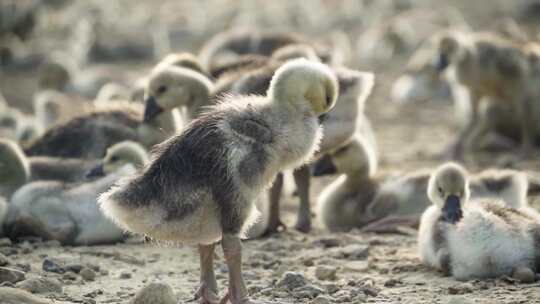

{"left": 446, "top": 91, "right": 481, "bottom": 161}
{"left": 221, "top": 234, "right": 267, "bottom": 304}
{"left": 293, "top": 166, "right": 312, "bottom": 233}
{"left": 194, "top": 244, "right": 220, "bottom": 304}
{"left": 518, "top": 96, "right": 535, "bottom": 157}
{"left": 263, "top": 173, "right": 285, "bottom": 236}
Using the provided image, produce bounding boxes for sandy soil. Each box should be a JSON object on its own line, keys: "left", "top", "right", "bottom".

{"left": 1, "top": 1, "right": 540, "bottom": 303}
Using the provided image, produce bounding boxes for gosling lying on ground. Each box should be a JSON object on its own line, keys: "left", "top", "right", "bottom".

{"left": 418, "top": 162, "right": 540, "bottom": 281}
{"left": 24, "top": 104, "right": 141, "bottom": 159}
{"left": 99, "top": 59, "right": 337, "bottom": 304}
{"left": 0, "top": 139, "right": 103, "bottom": 198}
{"left": 315, "top": 140, "right": 538, "bottom": 233}
{"left": 4, "top": 141, "right": 148, "bottom": 245}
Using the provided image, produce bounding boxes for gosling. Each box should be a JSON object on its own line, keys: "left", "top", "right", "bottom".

{"left": 98, "top": 59, "right": 337, "bottom": 304}
{"left": 433, "top": 31, "right": 531, "bottom": 158}
{"left": 418, "top": 162, "right": 540, "bottom": 281}
{"left": 315, "top": 135, "right": 378, "bottom": 232}
{"left": 141, "top": 64, "right": 214, "bottom": 125}
{"left": 0, "top": 138, "right": 101, "bottom": 198}
{"left": 5, "top": 141, "right": 148, "bottom": 245}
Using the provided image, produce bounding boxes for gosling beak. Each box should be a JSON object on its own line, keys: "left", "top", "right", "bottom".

{"left": 442, "top": 194, "right": 462, "bottom": 224}
{"left": 317, "top": 113, "right": 328, "bottom": 125}
{"left": 143, "top": 96, "right": 163, "bottom": 122}
{"left": 435, "top": 53, "right": 450, "bottom": 72}
{"left": 313, "top": 154, "right": 337, "bottom": 176}
{"left": 86, "top": 163, "right": 105, "bottom": 179}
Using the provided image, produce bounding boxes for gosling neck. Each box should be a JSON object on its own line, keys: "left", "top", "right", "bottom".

{"left": 334, "top": 167, "right": 369, "bottom": 190}
{"left": 1, "top": 157, "right": 30, "bottom": 197}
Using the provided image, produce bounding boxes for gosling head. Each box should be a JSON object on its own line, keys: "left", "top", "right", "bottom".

{"left": 38, "top": 60, "right": 71, "bottom": 91}
{"left": 435, "top": 31, "right": 466, "bottom": 72}
{"left": 17, "top": 121, "right": 41, "bottom": 147}
{"left": 428, "top": 162, "right": 470, "bottom": 224}
{"left": 143, "top": 65, "right": 214, "bottom": 122}
{"left": 155, "top": 52, "right": 209, "bottom": 77}
{"left": 272, "top": 44, "right": 321, "bottom": 62}
{"left": 313, "top": 136, "right": 376, "bottom": 178}
{"left": 86, "top": 141, "right": 148, "bottom": 178}
{"left": 0, "top": 139, "right": 30, "bottom": 196}
{"left": 268, "top": 58, "right": 338, "bottom": 116}
{"left": 94, "top": 82, "right": 130, "bottom": 104}
{"left": 33, "top": 90, "right": 63, "bottom": 129}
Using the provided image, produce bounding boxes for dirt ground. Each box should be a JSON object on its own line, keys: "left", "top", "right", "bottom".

{"left": 2, "top": 1, "right": 540, "bottom": 303}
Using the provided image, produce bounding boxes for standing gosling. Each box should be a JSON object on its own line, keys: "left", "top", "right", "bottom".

{"left": 434, "top": 31, "right": 531, "bottom": 158}
{"left": 98, "top": 59, "right": 337, "bottom": 304}
{"left": 418, "top": 162, "right": 540, "bottom": 281}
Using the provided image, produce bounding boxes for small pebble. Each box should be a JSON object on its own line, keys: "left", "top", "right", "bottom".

{"left": 315, "top": 266, "right": 337, "bottom": 281}
{"left": 0, "top": 253, "right": 10, "bottom": 266}
{"left": 0, "top": 267, "right": 25, "bottom": 284}
{"left": 120, "top": 272, "right": 132, "bottom": 279}
{"left": 295, "top": 284, "right": 324, "bottom": 299}
{"left": 80, "top": 268, "right": 96, "bottom": 281}
{"left": 16, "top": 277, "right": 63, "bottom": 294}
{"left": 277, "top": 272, "right": 308, "bottom": 291}
{"left": 62, "top": 272, "right": 78, "bottom": 281}
{"left": 129, "top": 282, "right": 176, "bottom": 304}
{"left": 0, "top": 238, "right": 12, "bottom": 247}
{"left": 42, "top": 258, "right": 65, "bottom": 274}
{"left": 511, "top": 266, "right": 536, "bottom": 284}
{"left": 65, "top": 264, "right": 84, "bottom": 273}
{"left": 310, "top": 295, "right": 332, "bottom": 304}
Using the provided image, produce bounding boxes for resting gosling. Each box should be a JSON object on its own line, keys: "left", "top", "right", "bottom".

{"left": 5, "top": 141, "right": 148, "bottom": 245}
{"left": 418, "top": 162, "right": 540, "bottom": 281}
{"left": 98, "top": 59, "right": 337, "bottom": 304}
{"left": 0, "top": 138, "right": 101, "bottom": 198}
{"left": 316, "top": 135, "right": 378, "bottom": 232}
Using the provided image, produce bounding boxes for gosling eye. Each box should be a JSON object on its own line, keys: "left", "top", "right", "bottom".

{"left": 438, "top": 186, "right": 443, "bottom": 195}
{"left": 335, "top": 145, "right": 349, "bottom": 155}
{"left": 326, "top": 95, "right": 332, "bottom": 107}
{"left": 157, "top": 85, "right": 168, "bottom": 95}
{"left": 110, "top": 156, "right": 120, "bottom": 162}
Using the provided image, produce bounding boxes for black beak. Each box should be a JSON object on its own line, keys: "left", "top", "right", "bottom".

{"left": 317, "top": 113, "right": 328, "bottom": 125}
{"left": 442, "top": 195, "right": 462, "bottom": 224}
{"left": 143, "top": 96, "right": 164, "bottom": 122}
{"left": 435, "top": 53, "right": 450, "bottom": 72}
{"left": 313, "top": 154, "right": 337, "bottom": 176}
{"left": 86, "top": 163, "right": 105, "bottom": 179}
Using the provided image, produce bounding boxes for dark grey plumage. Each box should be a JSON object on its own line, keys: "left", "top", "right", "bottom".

{"left": 110, "top": 108, "right": 272, "bottom": 234}
{"left": 29, "top": 157, "right": 99, "bottom": 183}
{"left": 25, "top": 108, "right": 141, "bottom": 159}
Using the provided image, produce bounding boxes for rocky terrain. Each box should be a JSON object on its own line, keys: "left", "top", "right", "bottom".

{"left": 1, "top": 1, "right": 540, "bottom": 303}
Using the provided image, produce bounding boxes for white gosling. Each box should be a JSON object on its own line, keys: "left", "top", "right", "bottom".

{"left": 98, "top": 59, "right": 337, "bottom": 304}
{"left": 5, "top": 141, "right": 148, "bottom": 245}
{"left": 418, "top": 162, "right": 540, "bottom": 281}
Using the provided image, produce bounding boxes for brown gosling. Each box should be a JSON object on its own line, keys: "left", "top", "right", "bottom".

{"left": 433, "top": 31, "right": 531, "bottom": 158}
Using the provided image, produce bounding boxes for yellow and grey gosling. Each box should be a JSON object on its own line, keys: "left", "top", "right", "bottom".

{"left": 99, "top": 59, "right": 337, "bottom": 304}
